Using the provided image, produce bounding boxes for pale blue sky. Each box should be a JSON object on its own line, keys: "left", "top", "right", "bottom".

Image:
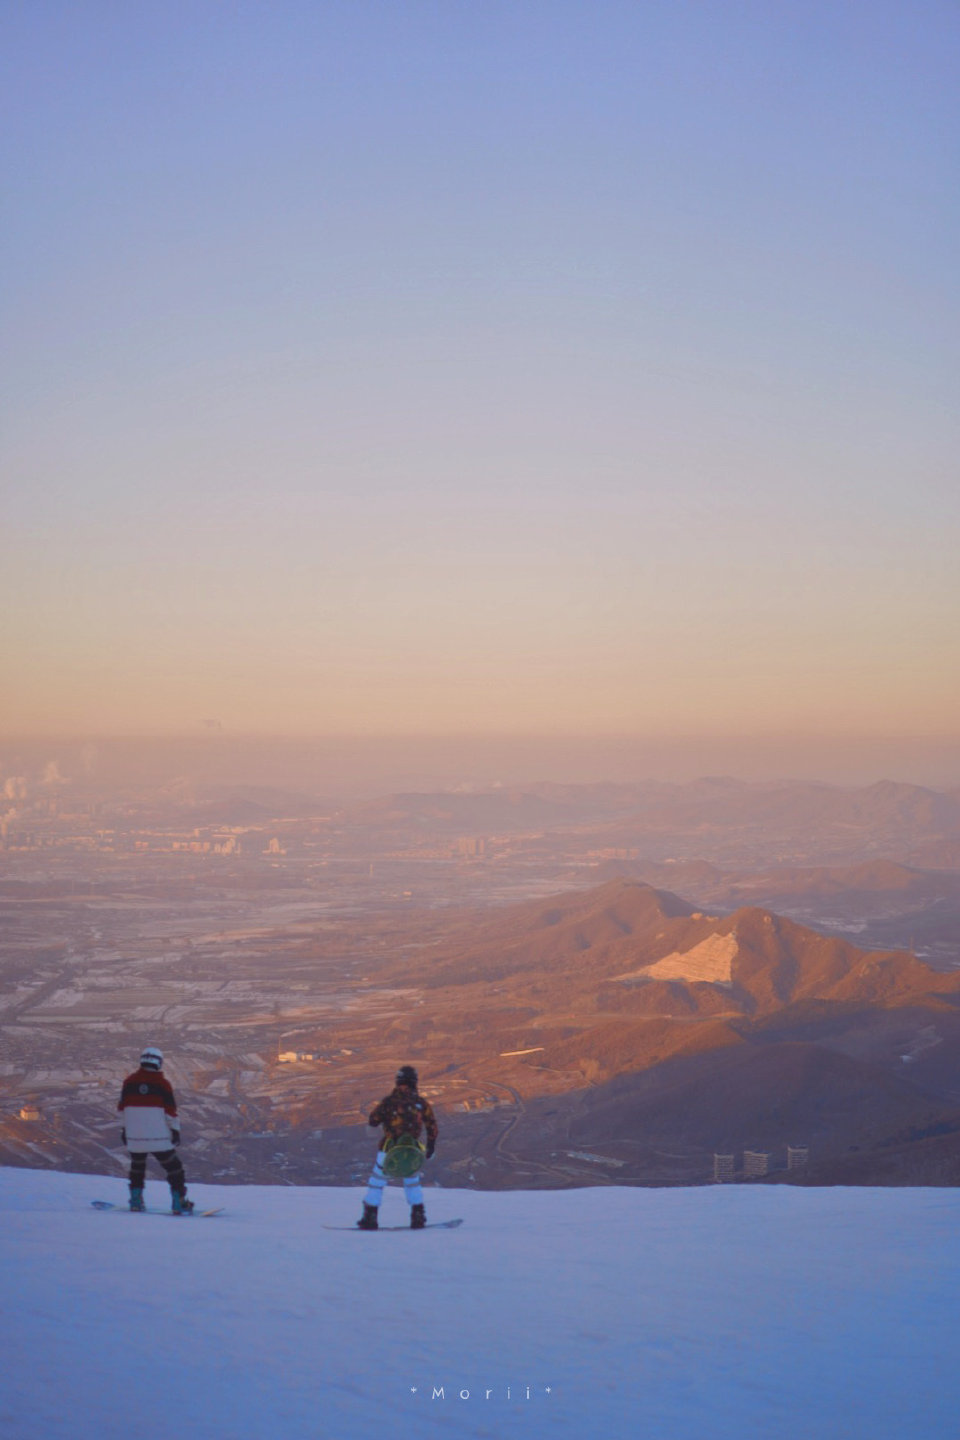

{"left": 2, "top": 1, "right": 958, "bottom": 736}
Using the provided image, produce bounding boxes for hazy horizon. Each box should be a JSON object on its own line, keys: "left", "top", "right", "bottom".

{"left": 2, "top": 731, "right": 960, "bottom": 796}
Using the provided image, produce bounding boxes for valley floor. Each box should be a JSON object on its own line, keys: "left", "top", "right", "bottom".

{"left": 2, "top": 1168, "right": 958, "bottom": 1440}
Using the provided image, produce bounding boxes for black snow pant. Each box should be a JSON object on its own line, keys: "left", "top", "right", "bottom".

{"left": 129, "top": 1149, "right": 187, "bottom": 1196}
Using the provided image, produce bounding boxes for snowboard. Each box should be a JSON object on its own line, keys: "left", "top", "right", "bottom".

{"left": 91, "top": 1200, "right": 225, "bottom": 1218}
{"left": 324, "top": 1218, "right": 463, "bottom": 1232}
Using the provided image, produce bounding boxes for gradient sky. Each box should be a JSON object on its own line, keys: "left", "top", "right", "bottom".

{"left": 2, "top": 1, "right": 958, "bottom": 739}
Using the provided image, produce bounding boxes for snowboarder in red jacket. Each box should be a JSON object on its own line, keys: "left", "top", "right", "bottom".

{"left": 118, "top": 1047, "right": 194, "bottom": 1213}
{"left": 358, "top": 1065, "right": 438, "bottom": 1230}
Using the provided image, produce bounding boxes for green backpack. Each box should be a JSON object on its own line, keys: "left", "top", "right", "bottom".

{"left": 381, "top": 1135, "right": 426, "bottom": 1178}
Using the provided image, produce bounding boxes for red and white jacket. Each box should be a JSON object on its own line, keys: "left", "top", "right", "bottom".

{"left": 118, "top": 1068, "right": 180, "bottom": 1153}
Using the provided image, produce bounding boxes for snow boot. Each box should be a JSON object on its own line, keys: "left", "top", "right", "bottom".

{"left": 129, "top": 1187, "right": 145, "bottom": 1212}
{"left": 357, "top": 1203, "right": 379, "bottom": 1231}
{"left": 171, "top": 1191, "right": 194, "bottom": 1215}
{"left": 410, "top": 1203, "right": 427, "bottom": 1230}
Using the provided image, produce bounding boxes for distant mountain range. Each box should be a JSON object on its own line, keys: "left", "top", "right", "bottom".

{"left": 587, "top": 855, "right": 960, "bottom": 915}
{"left": 113, "top": 775, "right": 960, "bottom": 870}
{"left": 344, "top": 777, "right": 960, "bottom": 835}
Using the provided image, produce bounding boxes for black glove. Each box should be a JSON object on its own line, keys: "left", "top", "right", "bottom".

{"left": 425, "top": 1141, "right": 435, "bottom": 1160}
{"left": 120, "top": 1129, "right": 127, "bottom": 1147}
{"left": 171, "top": 1128, "right": 180, "bottom": 1147}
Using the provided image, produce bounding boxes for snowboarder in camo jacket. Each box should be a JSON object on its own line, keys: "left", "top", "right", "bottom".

{"left": 357, "top": 1065, "right": 438, "bottom": 1230}
{"left": 118, "top": 1047, "right": 194, "bottom": 1213}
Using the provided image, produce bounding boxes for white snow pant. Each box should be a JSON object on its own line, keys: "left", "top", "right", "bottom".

{"left": 364, "top": 1151, "right": 423, "bottom": 1208}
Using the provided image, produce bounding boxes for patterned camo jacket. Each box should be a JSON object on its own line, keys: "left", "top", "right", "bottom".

{"left": 369, "top": 1086, "right": 438, "bottom": 1148}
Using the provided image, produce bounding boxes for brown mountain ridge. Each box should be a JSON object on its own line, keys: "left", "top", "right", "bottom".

{"left": 375, "top": 879, "right": 960, "bottom": 1185}
{"left": 389, "top": 878, "right": 960, "bottom": 1018}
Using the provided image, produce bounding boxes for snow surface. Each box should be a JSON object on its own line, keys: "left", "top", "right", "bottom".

{"left": 3, "top": 1167, "right": 959, "bottom": 1440}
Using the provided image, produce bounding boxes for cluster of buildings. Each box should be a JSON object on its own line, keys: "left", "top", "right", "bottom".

{"left": 0, "top": 819, "right": 295, "bottom": 858}
{"left": 276, "top": 1047, "right": 354, "bottom": 1065}
{"left": 713, "top": 1146, "right": 809, "bottom": 1182}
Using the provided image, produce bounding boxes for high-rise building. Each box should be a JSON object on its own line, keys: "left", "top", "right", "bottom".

{"left": 713, "top": 1153, "right": 736, "bottom": 1183}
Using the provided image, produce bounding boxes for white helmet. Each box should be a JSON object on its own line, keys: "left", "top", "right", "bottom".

{"left": 140, "top": 1047, "right": 163, "bottom": 1071}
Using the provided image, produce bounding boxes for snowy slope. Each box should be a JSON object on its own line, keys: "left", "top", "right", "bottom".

{"left": 3, "top": 1168, "right": 959, "bottom": 1440}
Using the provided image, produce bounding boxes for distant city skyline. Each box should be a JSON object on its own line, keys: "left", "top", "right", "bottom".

{"left": 3, "top": 3, "right": 958, "bottom": 743}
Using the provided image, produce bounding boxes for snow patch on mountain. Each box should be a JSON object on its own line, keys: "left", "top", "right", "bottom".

{"left": 618, "top": 931, "right": 739, "bottom": 985}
